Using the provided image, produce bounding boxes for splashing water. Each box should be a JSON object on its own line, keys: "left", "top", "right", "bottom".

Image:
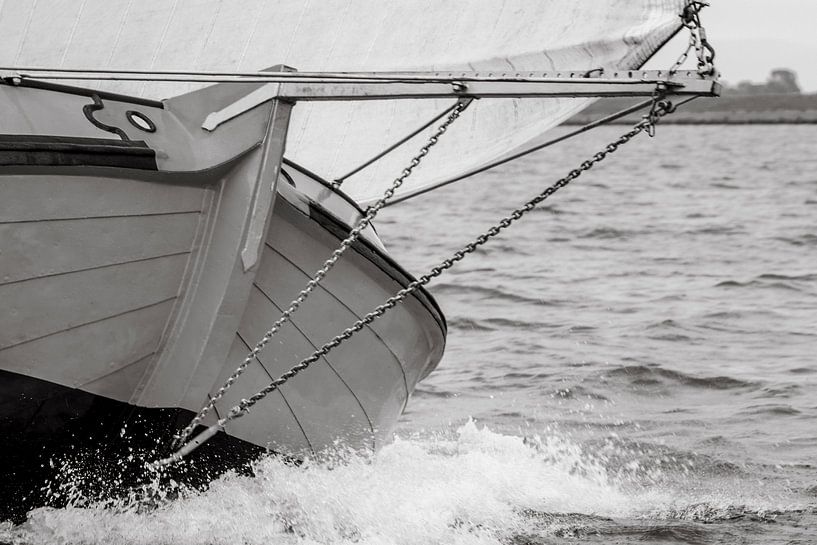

{"left": 1, "top": 421, "right": 809, "bottom": 545}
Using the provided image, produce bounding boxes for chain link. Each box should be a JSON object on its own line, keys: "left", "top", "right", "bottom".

{"left": 171, "top": 98, "right": 472, "bottom": 449}
{"left": 668, "top": 26, "right": 697, "bottom": 75}
{"left": 159, "top": 97, "right": 677, "bottom": 464}
{"left": 671, "top": 1, "right": 716, "bottom": 76}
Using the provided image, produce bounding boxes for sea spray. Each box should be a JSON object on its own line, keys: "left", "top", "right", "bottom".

{"left": 2, "top": 420, "right": 805, "bottom": 545}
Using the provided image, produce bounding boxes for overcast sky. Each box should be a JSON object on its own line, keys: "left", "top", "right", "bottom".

{"left": 646, "top": 0, "right": 817, "bottom": 92}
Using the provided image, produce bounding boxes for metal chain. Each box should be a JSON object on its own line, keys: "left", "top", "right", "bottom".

{"left": 671, "top": 1, "right": 716, "bottom": 76}
{"left": 668, "top": 25, "right": 698, "bottom": 75}
{"left": 158, "top": 96, "right": 677, "bottom": 464}
{"left": 171, "top": 98, "right": 471, "bottom": 448}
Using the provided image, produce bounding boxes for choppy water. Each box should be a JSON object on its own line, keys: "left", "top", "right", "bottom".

{"left": 3, "top": 124, "right": 816, "bottom": 544}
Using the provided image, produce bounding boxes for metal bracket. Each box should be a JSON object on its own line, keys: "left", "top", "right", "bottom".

{"left": 202, "top": 83, "right": 282, "bottom": 132}
{"left": 0, "top": 71, "right": 22, "bottom": 85}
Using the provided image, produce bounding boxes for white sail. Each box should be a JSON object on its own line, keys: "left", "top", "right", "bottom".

{"left": 0, "top": 0, "right": 686, "bottom": 203}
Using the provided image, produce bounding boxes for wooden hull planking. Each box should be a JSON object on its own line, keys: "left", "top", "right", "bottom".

{"left": 0, "top": 77, "right": 446, "bottom": 485}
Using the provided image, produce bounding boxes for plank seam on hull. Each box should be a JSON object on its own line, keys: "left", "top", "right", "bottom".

{"left": 0, "top": 209, "right": 202, "bottom": 225}
{"left": 249, "top": 282, "right": 376, "bottom": 449}
{"left": 235, "top": 331, "right": 315, "bottom": 455}
{"left": 0, "top": 249, "right": 192, "bottom": 287}
{"left": 0, "top": 296, "right": 177, "bottom": 352}
{"left": 74, "top": 350, "right": 157, "bottom": 390}
{"left": 261, "top": 243, "right": 411, "bottom": 405}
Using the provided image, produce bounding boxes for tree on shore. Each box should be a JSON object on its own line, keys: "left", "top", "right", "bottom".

{"left": 726, "top": 69, "right": 801, "bottom": 95}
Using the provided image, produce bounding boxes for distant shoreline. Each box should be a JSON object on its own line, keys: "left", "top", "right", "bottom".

{"left": 564, "top": 93, "right": 817, "bottom": 125}
{"left": 563, "top": 119, "right": 817, "bottom": 125}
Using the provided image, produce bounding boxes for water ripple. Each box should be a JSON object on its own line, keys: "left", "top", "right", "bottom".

{"left": 601, "top": 365, "right": 757, "bottom": 391}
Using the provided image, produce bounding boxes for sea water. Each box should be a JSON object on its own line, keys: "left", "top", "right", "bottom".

{"left": 2, "top": 124, "right": 815, "bottom": 544}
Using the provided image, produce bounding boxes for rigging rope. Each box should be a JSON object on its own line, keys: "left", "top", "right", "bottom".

{"left": 332, "top": 100, "right": 469, "bottom": 188}
{"left": 155, "top": 94, "right": 683, "bottom": 467}
{"left": 384, "top": 97, "right": 659, "bottom": 206}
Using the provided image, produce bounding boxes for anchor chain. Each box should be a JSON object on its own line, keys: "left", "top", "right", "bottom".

{"left": 171, "top": 98, "right": 472, "bottom": 449}
{"left": 158, "top": 95, "right": 677, "bottom": 465}
{"left": 671, "top": 1, "right": 716, "bottom": 76}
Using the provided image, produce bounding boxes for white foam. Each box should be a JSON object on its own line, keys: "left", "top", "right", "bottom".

{"left": 1, "top": 421, "right": 800, "bottom": 545}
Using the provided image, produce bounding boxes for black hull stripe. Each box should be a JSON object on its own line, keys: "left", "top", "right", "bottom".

{"left": 0, "top": 369, "right": 262, "bottom": 524}
{"left": 0, "top": 135, "right": 158, "bottom": 170}
{"left": 273, "top": 196, "right": 447, "bottom": 336}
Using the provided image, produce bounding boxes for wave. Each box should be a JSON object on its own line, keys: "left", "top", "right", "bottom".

{"left": 411, "top": 386, "right": 457, "bottom": 399}
{"left": 648, "top": 503, "right": 809, "bottom": 524}
{"left": 580, "top": 435, "right": 753, "bottom": 483}
{"left": 757, "top": 384, "right": 801, "bottom": 399}
{"left": 709, "top": 181, "right": 742, "bottom": 189}
{"left": 715, "top": 273, "right": 817, "bottom": 293}
{"left": 578, "top": 227, "right": 638, "bottom": 240}
{"left": 774, "top": 234, "right": 817, "bottom": 247}
{"left": 690, "top": 226, "right": 748, "bottom": 236}
{"left": 430, "top": 283, "right": 559, "bottom": 306}
{"left": 757, "top": 272, "right": 817, "bottom": 282}
{"left": 446, "top": 317, "right": 496, "bottom": 331}
{"left": 736, "top": 403, "right": 802, "bottom": 417}
{"left": 601, "top": 365, "right": 757, "bottom": 391}
{"left": 517, "top": 504, "right": 813, "bottom": 542}
{"left": 529, "top": 204, "right": 570, "bottom": 216}
{"left": 447, "top": 316, "right": 560, "bottom": 332}
{"left": 549, "top": 384, "right": 609, "bottom": 401}
{"left": 659, "top": 163, "right": 684, "bottom": 170}
{"left": 2, "top": 422, "right": 811, "bottom": 545}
